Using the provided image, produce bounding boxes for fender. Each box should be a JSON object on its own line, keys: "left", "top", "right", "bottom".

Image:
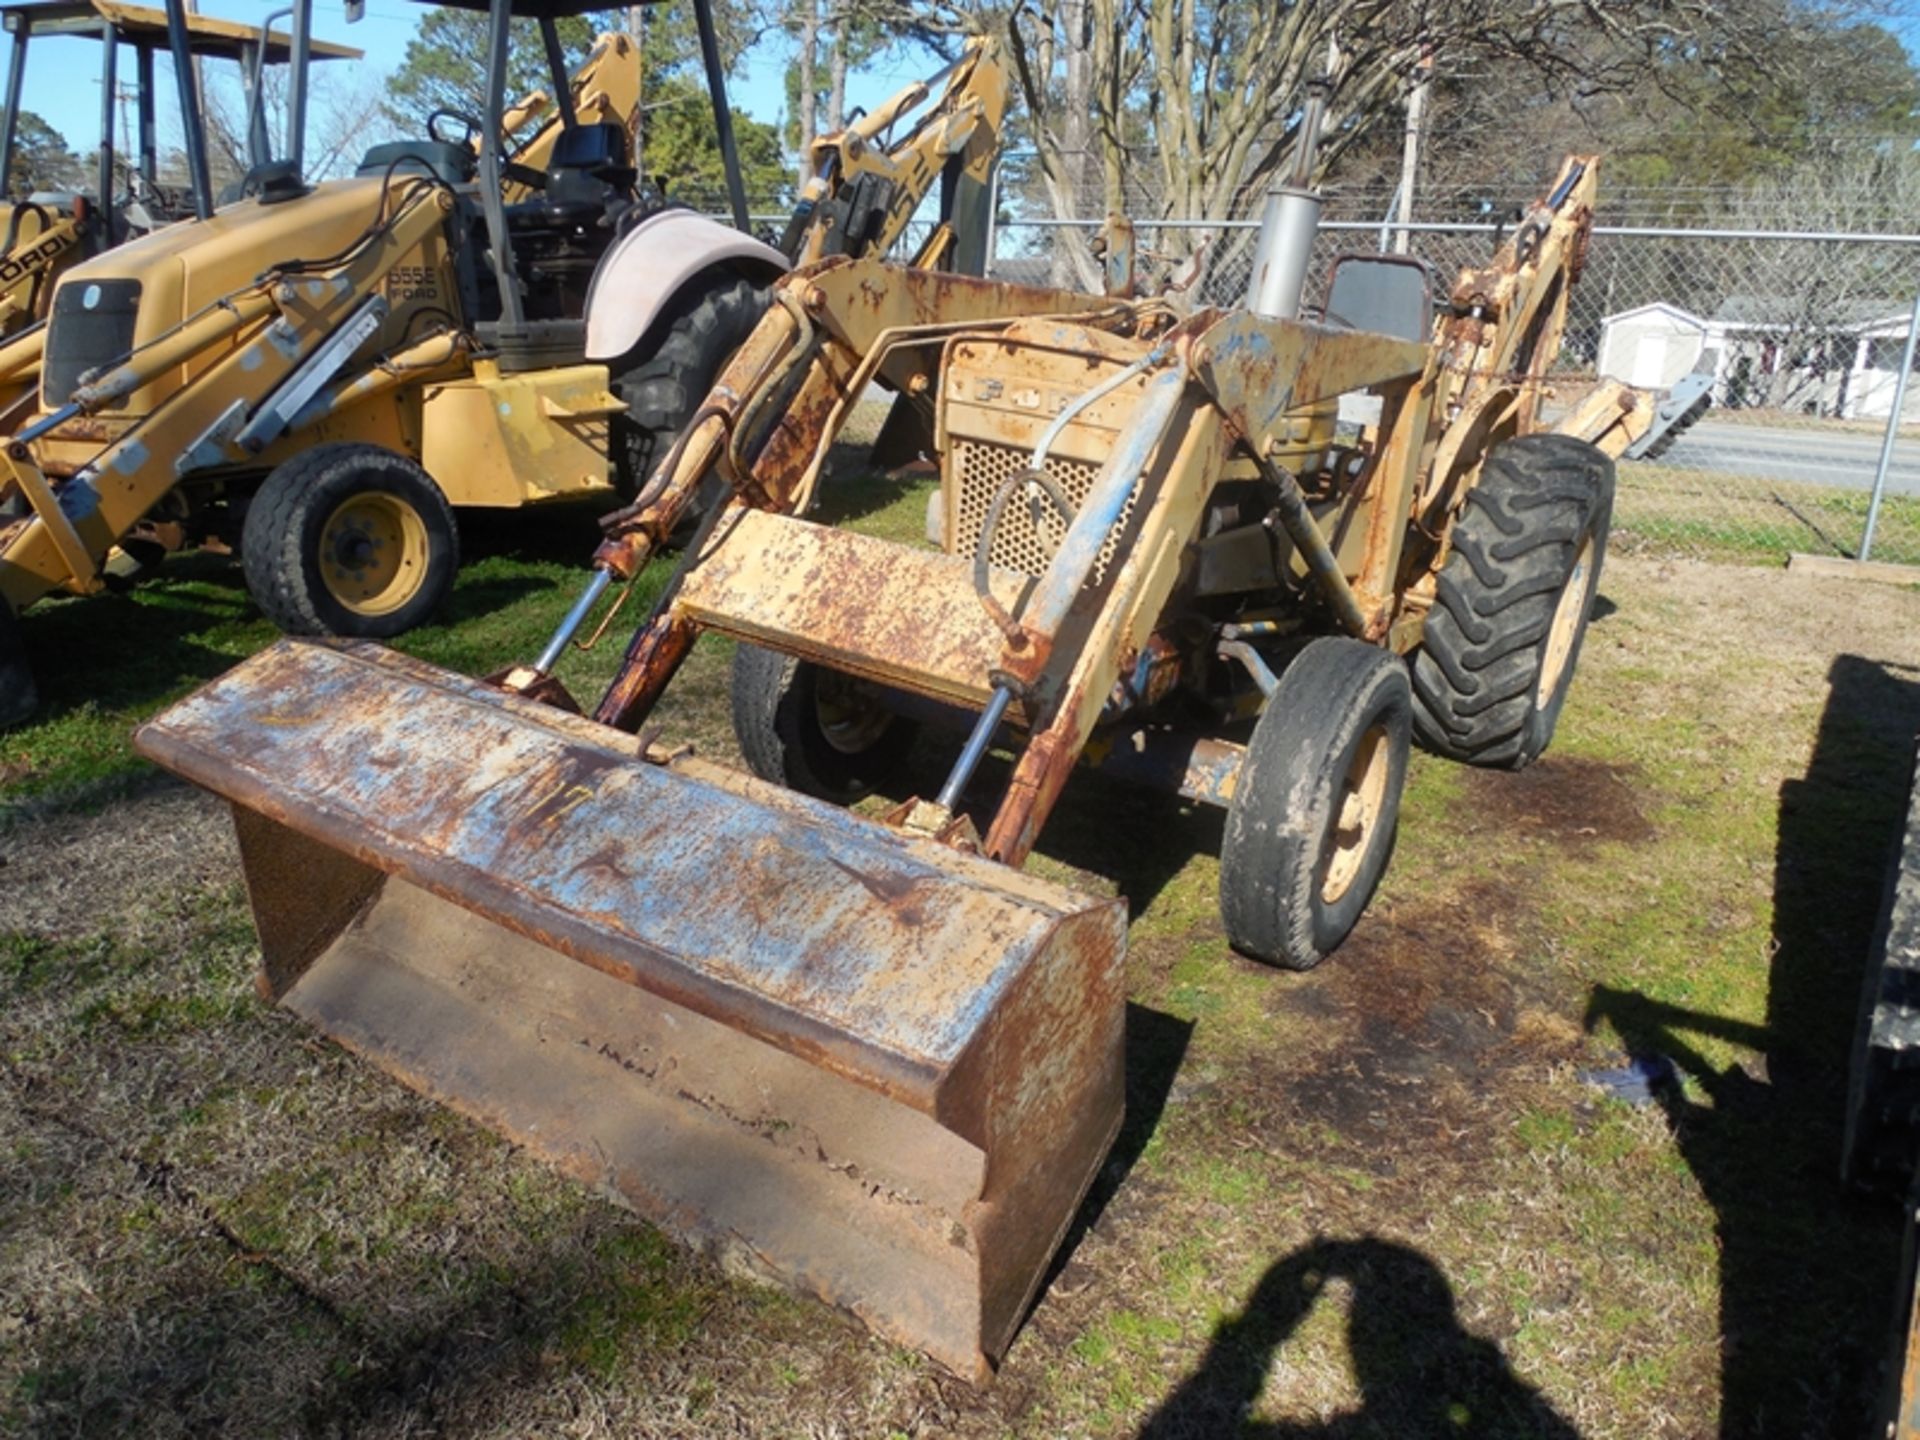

{"left": 583, "top": 209, "right": 789, "bottom": 362}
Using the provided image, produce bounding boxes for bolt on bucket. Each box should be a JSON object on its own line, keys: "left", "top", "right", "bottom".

{"left": 134, "top": 639, "right": 1127, "bottom": 1378}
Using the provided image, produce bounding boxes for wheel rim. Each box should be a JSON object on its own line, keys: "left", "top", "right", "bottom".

{"left": 1535, "top": 532, "right": 1595, "bottom": 708}
{"left": 1322, "top": 722, "right": 1391, "bottom": 904}
{"left": 813, "top": 671, "right": 895, "bottom": 755}
{"left": 318, "top": 491, "right": 429, "bottom": 617}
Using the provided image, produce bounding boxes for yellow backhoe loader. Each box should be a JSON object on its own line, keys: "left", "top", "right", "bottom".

{"left": 136, "top": 65, "right": 1710, "bottom": 1376}
{"left": 0, "top": 0, "right": 1005, "bottom": 725}
{"left": 0, "top": 1, "right": 360, "bottom": 416}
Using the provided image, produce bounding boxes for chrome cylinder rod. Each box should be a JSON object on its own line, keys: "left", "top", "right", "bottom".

{"left": 533, "top": 568, "right": 614, "bottom": 675}
{"left": 936, "top": 686, "right": 1013, "bottom": 812}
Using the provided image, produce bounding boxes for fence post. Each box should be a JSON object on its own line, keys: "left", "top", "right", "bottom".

{"left": 1861, "top": 291, "right": 1920, "bottom": 564}
{"left": 982, "top": 162, "right": 1002, "bottom": 280}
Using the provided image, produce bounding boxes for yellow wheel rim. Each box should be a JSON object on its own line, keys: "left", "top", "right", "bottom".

{"left": 1323, "top": 723, "right": 1391, "bottom": 905}
{"left": 1536, "top": 533, "right": 1595, "bottom": 708}
{"left": 813, "top": 670, "right": 895, "bottom": 756}
{"left": 318, "top": 491, "right": 429, "bottom": 617}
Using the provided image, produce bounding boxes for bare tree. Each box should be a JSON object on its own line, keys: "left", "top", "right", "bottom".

{"left": 1004, "top": 0, "right": 1906, "bottom": 286}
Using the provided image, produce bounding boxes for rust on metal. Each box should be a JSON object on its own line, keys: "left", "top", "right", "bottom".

{"left": 133, "top": 638, "right": 1127, "bottom": 1379}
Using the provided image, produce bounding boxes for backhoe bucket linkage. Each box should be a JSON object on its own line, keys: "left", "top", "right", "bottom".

{"left": 132, "top": 640, "right": 1126, "bottom": 1380}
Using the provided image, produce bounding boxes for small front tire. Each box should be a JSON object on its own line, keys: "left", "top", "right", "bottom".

{"left": 242, "top": 443, "right": 459, "bottom": 639}
{"left": 1219, "top": 637, "right": 1413, "bottom": 970}
{"left": 730, "top": 644, "right": 917, "bottom": 805}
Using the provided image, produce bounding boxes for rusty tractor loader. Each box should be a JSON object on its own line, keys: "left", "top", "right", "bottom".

{"left": 0, "top": 1, "right": 361, "bottom": 416}
{"left": 136, "top": 84, "right": 1700, "bottom": 1374}
{"left": 0, "top": 0, "right": 1005, "bottom": 725}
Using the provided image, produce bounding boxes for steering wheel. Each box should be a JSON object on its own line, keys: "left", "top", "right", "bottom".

{"left": 426, "top": 108, "right": 486, "bottom": 147}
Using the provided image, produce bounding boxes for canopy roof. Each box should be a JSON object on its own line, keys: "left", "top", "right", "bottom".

{"left": 0, "top": 1, "right": 363, "bottom": 60}
{"left": 403, "top": 0, "right": 667, "bottom": 15}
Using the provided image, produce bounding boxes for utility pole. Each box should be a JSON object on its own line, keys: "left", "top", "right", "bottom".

{"left": 1393, "top": 49, "right": 1431, "bottom": 256}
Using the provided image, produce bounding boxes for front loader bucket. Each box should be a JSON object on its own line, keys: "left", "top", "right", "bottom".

{"left": 134, "top": 641, "right": 1126, "bottom": 1378}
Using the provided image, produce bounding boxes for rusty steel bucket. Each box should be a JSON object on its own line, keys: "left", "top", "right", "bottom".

{"left": 134, "top": 639, "right": 1127, "bottom": 1378}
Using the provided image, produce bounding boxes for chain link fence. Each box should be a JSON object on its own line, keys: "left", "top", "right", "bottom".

{"left": 981, "top": 153, "right": 1920, "bottom": 567}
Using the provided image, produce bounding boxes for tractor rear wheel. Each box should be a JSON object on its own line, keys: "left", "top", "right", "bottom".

{"left": 243, "top": 443, "right": 459, "bottom": 639}
{"left": 611, "top": 272, "right": 768, "bottom": 502}
{"left": 0, "top": 600, "right": 38, "bottom": 730}
{"left": 1411, "top": 433, "right": 1614, "bottom": 769}
{"left": 1220, "top": 637, "right": 1412, "bottom": 970}
{"left": 731, "top": 644, "right": 917, "bottom": 805}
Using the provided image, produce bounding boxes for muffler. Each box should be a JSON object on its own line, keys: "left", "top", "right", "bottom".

{"left": 135, "top": 639, "right": 1126, "bottom": 1378}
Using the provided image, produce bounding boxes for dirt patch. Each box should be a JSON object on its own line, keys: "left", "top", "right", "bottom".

{"left": 1462, "top": 754, "right": 1656, "bottom": 850}
{"left": 1253, "top": 880, "right": 1576, "bottom": 1173}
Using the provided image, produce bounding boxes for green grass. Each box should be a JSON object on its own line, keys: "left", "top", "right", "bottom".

{"left": 2, "top": 460, "right": 936, "bottom": 814}
{"left": 1615, "top": 462, "right": 1920, "bottom": 565}
{"left": 2, "top": 482, "right": 1913, "bottom": 1437}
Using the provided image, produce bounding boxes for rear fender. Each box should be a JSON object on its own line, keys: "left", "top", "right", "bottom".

{"left": 583, "top": 209, "right": 789, "bottom": 363}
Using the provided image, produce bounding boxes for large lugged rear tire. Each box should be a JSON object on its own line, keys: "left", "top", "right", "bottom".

{"left": 242, "top": 443, "right": 459, "bottom": 639}
{"left": 731, "top": 644, "right": 917, "bottom": 805}
{"left": 1411, "top": 433, "right": 1613, "bottom": 769}
{"left": 611, "top": 272, "right": 768, "bottom": 498}
{"left": 1220, "top": 637, "right": 1413, "bottom": 971}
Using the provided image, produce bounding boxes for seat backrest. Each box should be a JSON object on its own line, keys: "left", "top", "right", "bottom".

{"left": 357, "top": 141, "right": 478, "bottom": 189}
{"left": 543, "top": 124, "right": 633, "bottom": 211}
{"left": 549, "top": 122, "right": 629, "bottom": 174}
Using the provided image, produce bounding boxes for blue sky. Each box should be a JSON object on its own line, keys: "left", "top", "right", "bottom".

{"left": 7, "top": 1, "right": 942, "bottom": 173}
{"left": 13, "top": 2, "right": 1920, "bottom": 178}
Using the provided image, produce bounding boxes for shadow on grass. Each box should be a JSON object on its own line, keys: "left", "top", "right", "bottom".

{"left": 1586, "top": 652, "right": 1916, "bottom": 1437}
{"left": 3, "top": 1208, "right": 681, "bottom": 1438}
{"left": 17, "top": 557, "right": 256, "bottom": 722}
{"left": 1036, "top": 1003, "right": 1193, "bottom": 1299}
{"left": 1138, "top": 1237, "right": 1580, "bottom": 1438}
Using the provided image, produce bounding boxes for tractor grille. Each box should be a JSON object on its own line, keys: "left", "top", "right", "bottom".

{"left": 43, "top": 279, "right": 140, "bottom": 407}
{"left": 950, "top": 438, "right": 1132, "bottom": 586}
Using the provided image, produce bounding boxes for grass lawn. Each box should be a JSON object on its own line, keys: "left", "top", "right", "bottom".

{"left": 1615, "top": 461, "right": 1920, "bottom": 567}
{"left": 3, "top": 466, "right": 1916, "bottom": 1437}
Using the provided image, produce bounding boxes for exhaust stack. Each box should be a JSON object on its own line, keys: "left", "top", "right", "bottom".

{"left": 1245, "top": 78, "right": 1328, "bottom": 320}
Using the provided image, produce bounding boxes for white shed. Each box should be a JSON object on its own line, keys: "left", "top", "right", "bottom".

{"left": 1598, "top": 302, "right": 1711, "bottom": 389}
{"left": 1844, "top": 310, "right": 1920, "bottom": 423}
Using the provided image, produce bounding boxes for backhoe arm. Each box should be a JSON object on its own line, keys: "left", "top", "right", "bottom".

{"left": 786, "top": 36, "right": 1009, "bottom": 269}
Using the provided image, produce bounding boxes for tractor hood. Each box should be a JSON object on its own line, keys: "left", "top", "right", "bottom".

{"left": 37, "top": 177, "right": 404, "bottom": 417}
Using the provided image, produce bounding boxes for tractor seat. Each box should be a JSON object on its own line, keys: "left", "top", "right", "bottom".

{"left": 356, "top": 141, "right": 478, "bottom": 189}
{"left": 504, "top": 122, "right": 635, "bottom": 234}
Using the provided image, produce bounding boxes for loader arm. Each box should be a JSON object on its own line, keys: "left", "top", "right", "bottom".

{"left": 0, "top": 182, "right": 455, "bottom": 613}
{"left": 786, "top": 36, "right": 1008, "bottom": 270}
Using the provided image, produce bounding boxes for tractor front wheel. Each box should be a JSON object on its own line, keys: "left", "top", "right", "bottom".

{"left": 243, "top": 443, "right": 459, "bottom": 639}
{"left": 1410, "top": 433, "right": 1614, "bottom": 769}
{"left": 1219, "top": 637, "right": 1412, "bottom": 970}
{"left": 731, "top": 644, "right": 918, "bottom": 805}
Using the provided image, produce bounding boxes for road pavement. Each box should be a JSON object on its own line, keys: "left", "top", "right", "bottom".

{"left": 1654, "top": 420, "right": 1920, "bottom": 496}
